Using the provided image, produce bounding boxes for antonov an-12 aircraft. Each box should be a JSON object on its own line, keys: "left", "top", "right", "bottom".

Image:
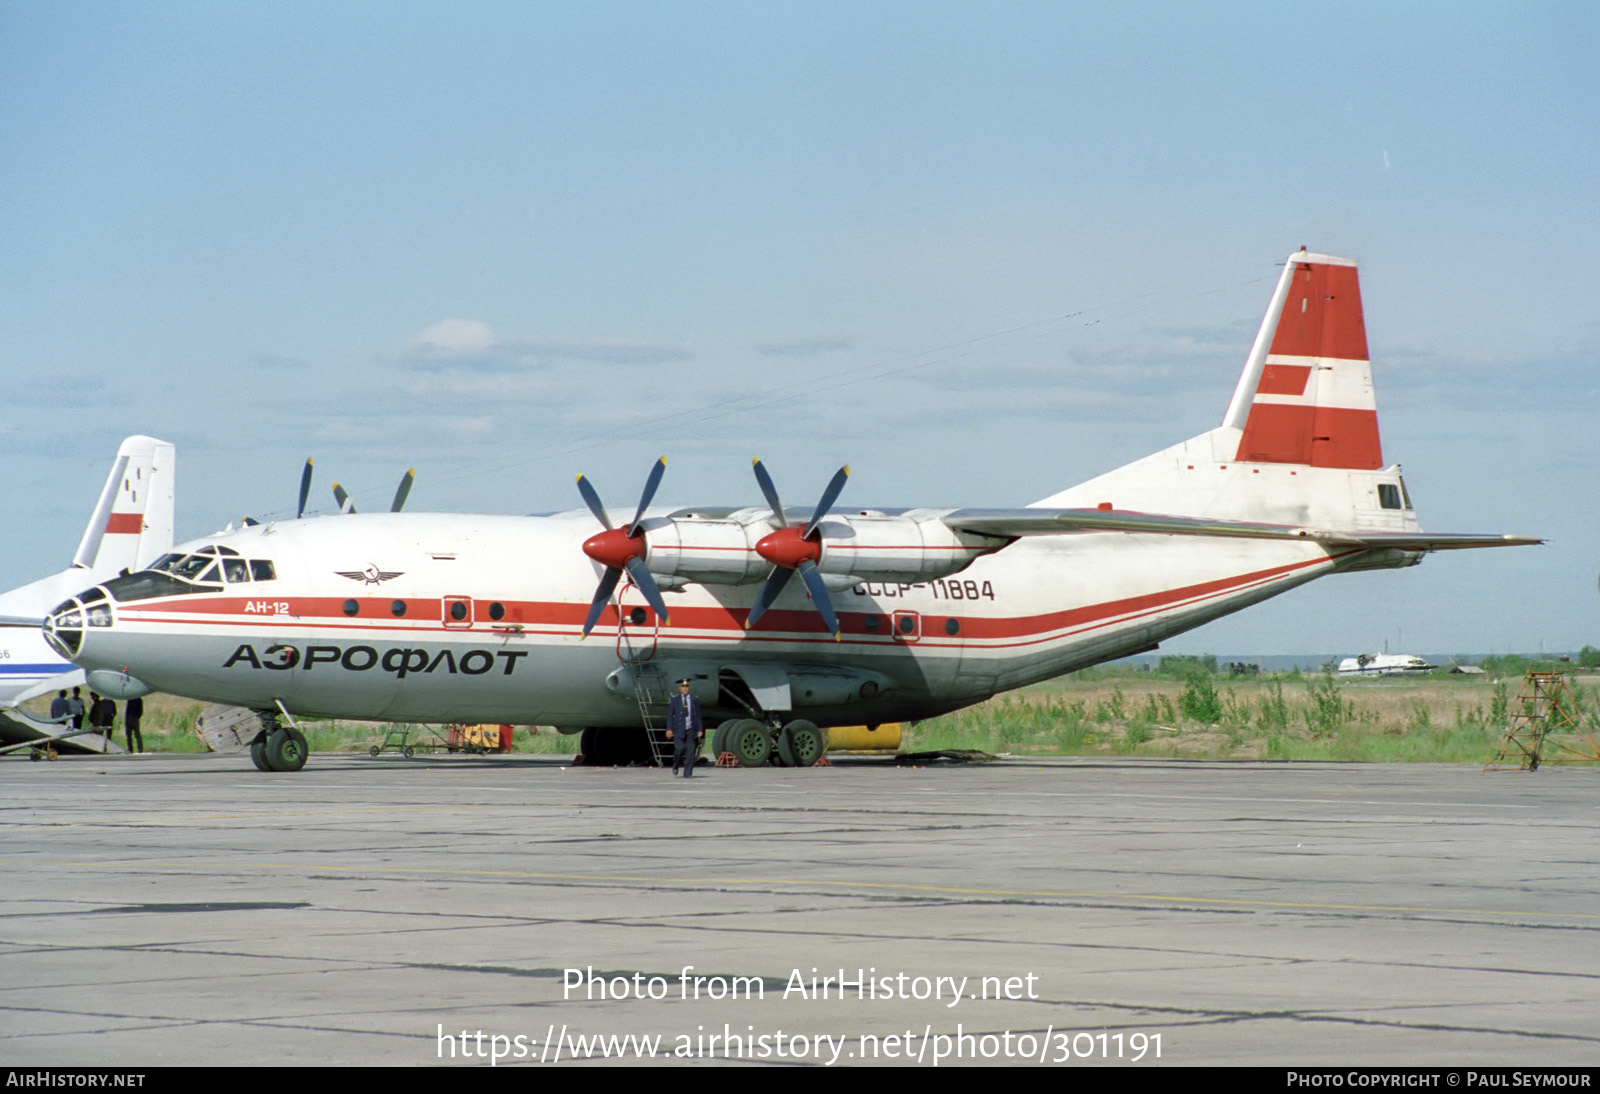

{"left": 44, "top": 252, "right": 1537, "bottom": 771}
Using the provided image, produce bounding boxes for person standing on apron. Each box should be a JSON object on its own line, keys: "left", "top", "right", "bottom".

{"left": 665, "top": 678, "right": 704, "bottom": 777}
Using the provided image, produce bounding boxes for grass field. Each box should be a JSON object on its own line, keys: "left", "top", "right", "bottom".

{"left": 904, "top": 671, "right": 1600, "bottom": 764}
{"left": 25, "top": 671, "right": 1600, "bottom": 764}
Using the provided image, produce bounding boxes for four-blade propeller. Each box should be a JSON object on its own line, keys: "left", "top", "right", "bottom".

{"left": 245, "top": 459, "right": 414, "bottom": 526}
{"left": 332, "top": 468, "right": 416, "bottom": 515}
{"left": 745, "top": 459, "right": 849, "bottom": 639}
{"left": 575, "top": 457, "right": 671, "bottom": 637}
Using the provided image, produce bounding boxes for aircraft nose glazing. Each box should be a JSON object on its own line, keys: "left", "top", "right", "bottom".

{"left": 43, "top": 590, "right": 113, "bottom": 661}
{"left": 43, "top": 599, "right": 82, "bottom": 658}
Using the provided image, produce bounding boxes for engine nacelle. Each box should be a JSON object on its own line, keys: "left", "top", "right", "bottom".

{"left": 811, "top": 510, "right": 1000, "bottom": 583}
{"left": 641, "top": 510, "right": 774, "bottom": 586}
{"left": 641, "top": 509, "right": 1005, "bottom": 587}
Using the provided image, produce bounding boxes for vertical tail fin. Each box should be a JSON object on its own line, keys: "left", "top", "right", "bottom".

{"left": 72, "top": 436, "right": 176, "bottom": 573}
{"left": 1223, "top": 249, "right": 1382, "bottom": 470}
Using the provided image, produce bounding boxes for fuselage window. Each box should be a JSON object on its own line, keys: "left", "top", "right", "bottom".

{"left": 1377, "top": 484, "right": 1402, "bottom": 510}
{"left": 249, "top": 560, "right": 276, "bottom": 581}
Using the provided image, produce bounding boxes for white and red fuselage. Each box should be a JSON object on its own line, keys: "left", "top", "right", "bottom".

{"left": 45, "top": 252, "right": 1533, "bottom": 732}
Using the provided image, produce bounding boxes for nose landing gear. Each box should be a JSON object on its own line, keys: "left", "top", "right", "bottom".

{"left": 249, "top": 712, "right": 309, "bottom": 772}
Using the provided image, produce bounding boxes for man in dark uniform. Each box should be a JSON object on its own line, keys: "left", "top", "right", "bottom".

{"left": 665, "top": 678, "right": 704, "bottom": 777}
{"left": 124, "top": 695, "right": 144, "bottom": 754}
{"left": 88, "top": 692, "right": 116, "bottom": 739}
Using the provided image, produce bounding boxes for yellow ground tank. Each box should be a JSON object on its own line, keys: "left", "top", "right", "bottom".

{"left": 449, "top": 724, "right": 505, "bottom": 751}
{"left": 825, "top": 723, "right": 902, "bottom": 752}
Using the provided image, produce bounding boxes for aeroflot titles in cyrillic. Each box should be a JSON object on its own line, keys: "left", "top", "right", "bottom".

{"left": 223, "top": 644, "right": 528, "bottom": 676}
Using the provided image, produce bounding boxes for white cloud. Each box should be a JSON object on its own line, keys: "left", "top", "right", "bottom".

{"left": 407, "top": 319, "right": 498, "bottom": 357}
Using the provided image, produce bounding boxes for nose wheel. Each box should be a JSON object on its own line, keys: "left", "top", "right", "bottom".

{"left": 249, "top": 715, "right": 310, "bottom": 772}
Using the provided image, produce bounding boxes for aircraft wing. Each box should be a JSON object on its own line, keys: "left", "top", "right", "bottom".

{"left": 939, "top": 509, "right": 1542, "bottom": 551}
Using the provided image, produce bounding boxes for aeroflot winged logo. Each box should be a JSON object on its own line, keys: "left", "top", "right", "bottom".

{"left": 335, "top": 564, "right": 404, "bottom": 585}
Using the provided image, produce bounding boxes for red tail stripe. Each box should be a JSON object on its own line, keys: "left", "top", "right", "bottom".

{"left": 1267, "top": 262, "right": 1369, "bottom": 362}
{"left": 105, "top": 513, "right": 144, "bottom": 534}
{"left": 1236, "top": 404, "right": 1382, "bottom": 469}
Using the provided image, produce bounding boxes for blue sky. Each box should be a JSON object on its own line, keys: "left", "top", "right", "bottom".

{"left": 3, "top": 2, "right": 1595, "bottom": 655}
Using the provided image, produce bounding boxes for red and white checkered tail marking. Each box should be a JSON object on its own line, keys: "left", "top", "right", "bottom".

{"left": 1224, "top": 250, "right": 1382, "bottom": 470}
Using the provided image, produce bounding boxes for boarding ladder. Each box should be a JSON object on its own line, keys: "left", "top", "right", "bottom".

{"left": 616, "top": 592, "right": 674, "bottom": 767}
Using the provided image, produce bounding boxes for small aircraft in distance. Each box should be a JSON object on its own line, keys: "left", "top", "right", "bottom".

{"left": 0, "top": 436, "right": 174, "bottom": 753}
{"left": 1336, "top": 653, "right": 1437, "bottom": 678}
{"left": 44, "top": 251, "right": 1539, "bottom": 771}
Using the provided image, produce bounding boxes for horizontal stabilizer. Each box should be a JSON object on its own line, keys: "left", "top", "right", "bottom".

{"left": 943, "top": 508, "right": 1541, "bottom": 553}
{"left": 1312, "top": 532, "right": 1543, "bottom": 551}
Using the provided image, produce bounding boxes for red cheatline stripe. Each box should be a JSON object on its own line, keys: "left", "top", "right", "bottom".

{"left": 1268, "top": 261, "right": 1369, "bottom": 362}
{"left": 117, "top": 551, "right": 1340, "bottom": 645}
{"left": 104, "top": 513, "right": 144, "bottom": 534}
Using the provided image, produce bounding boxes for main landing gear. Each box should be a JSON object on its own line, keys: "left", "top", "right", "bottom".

{"left": 249, "top": 712, "right": 309, "bottom": 773}
{"left": 574, "top": 719, "right": 827, "bottom": 768}
{"left": 711, "top": 718, "right": 827, "bottom": 768}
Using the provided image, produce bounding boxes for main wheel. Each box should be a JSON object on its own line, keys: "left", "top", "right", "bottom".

{"left": 728, "top": 719, "right": 772, "bottom": 767}
{"left": 777, "top": 720, "right": 827, "bottom": 767}
{"left": 265, "top": 727, "right": 309, "bottom": 772}
{"left": 250, "top": 734, "right": 273, "bottom": 771}
{"left": 710, "top": 721, "right": 733, "bottom": 760}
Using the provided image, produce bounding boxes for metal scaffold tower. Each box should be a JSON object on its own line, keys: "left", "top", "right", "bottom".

{"left": 1486, "top": 670, "right": 1600, "bottom": 770}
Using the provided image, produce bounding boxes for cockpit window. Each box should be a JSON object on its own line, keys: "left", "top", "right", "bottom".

{"left": 102, "top": 570, "right": 221, "bottom": 602}
{"left": 1398, "top": 475, "right": 1414, "bottom": 511}
{"left": 156, "top": 554, "right": 215, "bottom": 580}
{"left": 129, "top": 549, "right": 274, "bottom": 595}
{"left": 1377, "top": 484, "right": 1402, "bottom": 511}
